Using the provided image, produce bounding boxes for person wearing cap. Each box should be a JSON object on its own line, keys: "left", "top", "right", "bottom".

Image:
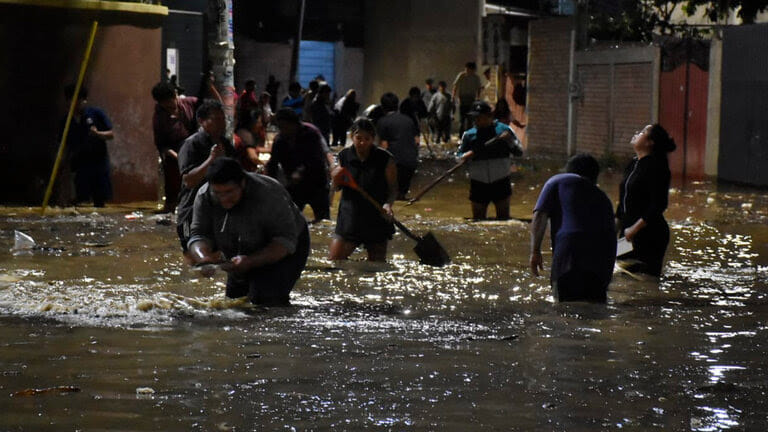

{"left": 530, "top": 153, "right": 616, "bottom": 302}
{"left": 188, "top": 157, "right": 310, "bottom": 306}
{"left": 457, "top": 100, "right": 523, "bottom": 220}
{"left": 267, "top": 108, "right": 336, "bottom": 221}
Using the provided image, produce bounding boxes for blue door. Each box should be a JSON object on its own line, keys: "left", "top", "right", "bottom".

{"left": 298, "top": 41, "right": 335, "bottom": 91}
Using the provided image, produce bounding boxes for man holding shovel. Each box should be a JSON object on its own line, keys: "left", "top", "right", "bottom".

{"left": 457, "top": 101, "right": 522, "bottom": 220}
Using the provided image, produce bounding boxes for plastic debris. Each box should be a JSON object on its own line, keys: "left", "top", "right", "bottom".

{"left": 11, "top": 231, "right": 36, "bottom": 255}
{"left": 135, "top": 387, "right": 155, "bottom": 395}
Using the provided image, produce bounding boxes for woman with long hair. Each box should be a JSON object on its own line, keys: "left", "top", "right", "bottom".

{"left": 616, "top": 124, "right": 676, "bottom": 277}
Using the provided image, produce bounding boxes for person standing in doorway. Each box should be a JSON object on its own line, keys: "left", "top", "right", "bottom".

{"left": 452, "top": 61, "right": 482, "bottom": 137}
{"left": 377, "top": 92, "right": 420, "bottom": 200}
{"left": 61, "top": 84, "right": 115, "bottom": 208}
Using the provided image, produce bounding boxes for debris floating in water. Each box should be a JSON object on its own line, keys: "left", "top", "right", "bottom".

{"left": 11, "top": 230, "right": 36, "bottom": 254}
{"left": 135, "top": 387, "right": 155, "bottom": 395}
{"left": 11, "top": 386, "right": 81, "bottom": 397}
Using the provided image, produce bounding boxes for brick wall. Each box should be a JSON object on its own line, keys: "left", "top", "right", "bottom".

{"left": 574, "top": 64, "right": 610, "bottom": 155}
{"left": 526, "top": 17, "right": 573, "bottom": 156}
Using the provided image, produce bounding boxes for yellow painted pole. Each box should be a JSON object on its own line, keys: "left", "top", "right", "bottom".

{"left": 41, "top": 20, "right": 99, "bottom": 215}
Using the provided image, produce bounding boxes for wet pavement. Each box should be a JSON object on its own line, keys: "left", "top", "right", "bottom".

{"left": 0, "top": 156, "right": 767, "bottom": 430}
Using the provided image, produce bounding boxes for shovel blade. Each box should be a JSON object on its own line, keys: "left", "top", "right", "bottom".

{"left": 413, "top": 231, "right": 450, "bottom": 267}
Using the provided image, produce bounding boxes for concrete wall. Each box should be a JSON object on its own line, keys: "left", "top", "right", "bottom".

{"left": 705, "top": 36, "right": 722, "bottom": 176}
{"left": 0, "top": 4, "right": 163, "bottom": 205}
{"left": 526, "top": 17, "right": 573, "bottom": 155}
{"left": 334, "top": 43, "right": 365, "bottom": 103}
{"left": 362, "top": 0, "right": 482, "bottom": 107}
{"left": 233, "top": 39, "right": 293, "bottom": 105}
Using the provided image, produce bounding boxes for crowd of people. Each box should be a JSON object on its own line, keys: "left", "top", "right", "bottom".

{"left": 59, "top": 61, "right": 675, "bottom": 308}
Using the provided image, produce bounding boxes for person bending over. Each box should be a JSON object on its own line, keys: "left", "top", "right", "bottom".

{"left": 188, "top": 157, "right": 310, "bottom": 306}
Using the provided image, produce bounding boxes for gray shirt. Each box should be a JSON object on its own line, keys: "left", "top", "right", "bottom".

{"left": 188, "top": 173, "right": 307, "bottom": 257}
{"left": 377, "top": 112, "right": 419, "bottom": 168}
{"left": 428, "top": 91, "right": 452, "bottom": 120}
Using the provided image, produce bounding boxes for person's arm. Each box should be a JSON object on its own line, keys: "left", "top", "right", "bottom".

{"left": 452, "top": 72, "right": 462, "bottom": 100}
{"left": 227, "top": 189, "right": 301, "bottom": 273}
{"left": 383, "top": 158, "right": 398, "bottom": 219}
{"left": 90, "top": 127, "right": 114, "bottom": 141}
{"left": 457, "top": 132, "right": 474, "bottom": 161}
{"left": 182, "top": 143, "right": 224, "bottom": 189}
{"left": 226, "top": 240, "right": 290, "bottom": 273}
{"left": 529, "top": 210, "right": 548, "bottom": 276}
{"left": 187, "top": 187, "right": 220, "bottom": 267}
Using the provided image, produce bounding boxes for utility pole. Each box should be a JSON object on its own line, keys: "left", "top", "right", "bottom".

{"left": 289, "top": 0, "right": 306, "bottom": 84}
{"left": 208, "top": 0, "right": 236, "bottom": 136}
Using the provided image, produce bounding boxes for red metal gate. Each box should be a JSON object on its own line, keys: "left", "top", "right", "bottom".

{"left": 659, "top": 62, "right": 709, "bottom": 181}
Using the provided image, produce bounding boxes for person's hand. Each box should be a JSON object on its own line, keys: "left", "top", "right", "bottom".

{"left": 89, "top": 126, "right": 100, "bottom": 138}
{"left": 221, "top": 255, "right": 251, "bottom": 273}
{"left": 164, "top": 149, "right": 178, "bottom": 159}
{"left": 382, "top": 203, "right": 394, "bottom": 222}
{"left": 624, "top": 226, "right": 638, "bottom": 242}
{"left": 460, "top": 150, "right": 475, "bottom": 162}
{"left": 210, "top": 143, "right": 225, "bottom": 160}
{"left": 530, "top": 251, "right": 543, "bottom": 276}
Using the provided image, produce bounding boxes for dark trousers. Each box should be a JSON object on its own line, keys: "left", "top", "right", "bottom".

{"left": 74, "top": 159, "right": 112, "bottom": 207}
{"left": 458, "top": 104, "right": 473, "bottom": 137}
{"left": 619, "top": 220, "right": 670, "bottom": 277}
{"left": 289, "top": 186, "right": 330, "bottom": 221}
{"left": 435, "top": 117, "right": 451, "bottom": 143}
{"left": 396, "top": 164, "right": 416, "bottom": 199}
{"left": 161, "top": 154, "right": 181, "bottom": 212}
{"left": 226, "top": 224, "right": 310, "bottom": 305}
{"left": 554, "top": 270, "right": 607, "bottom": 303}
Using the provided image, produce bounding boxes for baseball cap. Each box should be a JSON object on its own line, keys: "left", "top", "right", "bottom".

{"left": 468, "top": 100, "right": 492, "bottom": 116}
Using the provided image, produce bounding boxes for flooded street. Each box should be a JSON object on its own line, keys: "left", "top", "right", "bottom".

{"left": 1, "top": 158, "right": 767, "bottom": 431}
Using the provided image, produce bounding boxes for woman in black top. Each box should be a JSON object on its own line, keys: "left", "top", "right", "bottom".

{"left": 617, "top": 124, "right": 676, "bottom": 277}
{"left": 329, "top": 118, "right": 397, "bottom": 261}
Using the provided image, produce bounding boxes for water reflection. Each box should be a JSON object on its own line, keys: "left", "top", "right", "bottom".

{"left": 0, "top": 160, "right": 767, "bottom": 430}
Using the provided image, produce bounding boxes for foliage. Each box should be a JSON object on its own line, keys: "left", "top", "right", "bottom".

{"left": 588, "top": 0, "right": 768, "bottom": 42}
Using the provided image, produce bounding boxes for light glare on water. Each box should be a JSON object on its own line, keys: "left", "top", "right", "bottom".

{"left": 0, "top": 160, "right": 767, "bottom": 430}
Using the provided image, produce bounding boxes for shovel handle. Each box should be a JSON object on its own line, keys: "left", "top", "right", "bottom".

{"left": 406, "top": 158, "right": 467, "bottom": 206}
{"left": 334, "top": 167, "right": 421, "bottom": 242}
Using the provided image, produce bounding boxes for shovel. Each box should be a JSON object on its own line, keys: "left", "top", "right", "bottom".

{"left": 334, "top": 167, "right": 450, "bottom": 267}
{"left": 406, "top": 158, "right": 467, "bottom": 206}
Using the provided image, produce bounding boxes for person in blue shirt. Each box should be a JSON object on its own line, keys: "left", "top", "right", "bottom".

{"left": 61, "top": 84, "right": 115, "bottom": 207}
{"left": 530, "top": 153, "right": 617, "bottom": 302}
{"left": 457, "top": 100, "right": 522, "bottom": 220}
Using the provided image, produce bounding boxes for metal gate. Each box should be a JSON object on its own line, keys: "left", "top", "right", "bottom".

{"left": 719, "top": 24, "right": 768, "bottom": 187}
{"left": 658, "top": 38, "right": 709, "bottom": 182}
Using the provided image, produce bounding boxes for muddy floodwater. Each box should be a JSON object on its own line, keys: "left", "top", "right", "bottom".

{"left": 1, "top": 158, "right": 767, "bottom": 431}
